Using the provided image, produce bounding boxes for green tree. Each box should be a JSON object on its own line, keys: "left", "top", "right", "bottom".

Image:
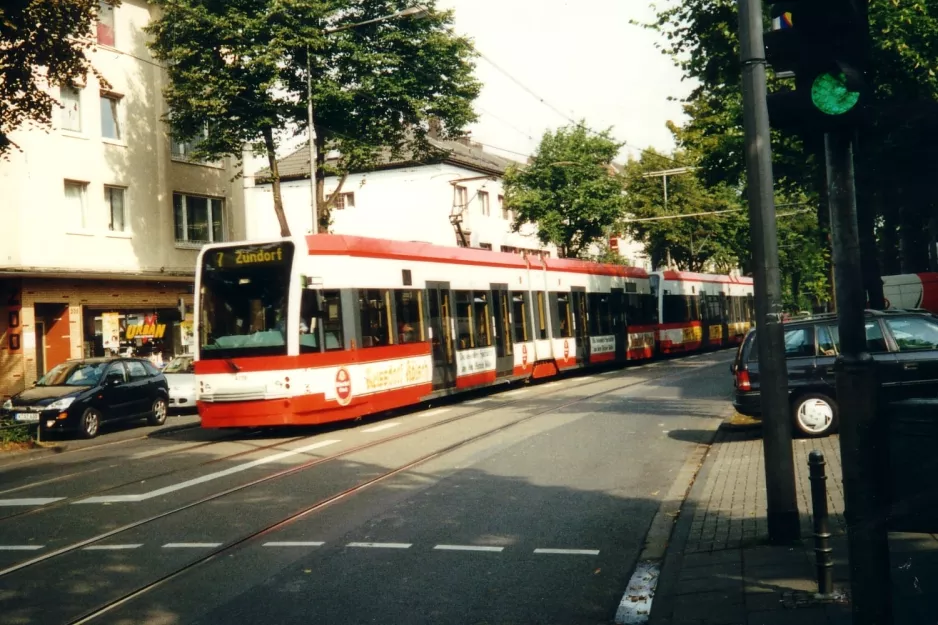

{"left": 504, "top": 124, "right": 625, "bottom": 258}
{"left": 146, "top": 0, "right": 480, "bottom": 236}
{"left": 639, "top": 0, "right": 938, "bottom": 294}
{"left": 0, "top": 0, "right": 117, "bottom": 155}
{"left": 620, "top": 150, "right": 747, "bottom": 273}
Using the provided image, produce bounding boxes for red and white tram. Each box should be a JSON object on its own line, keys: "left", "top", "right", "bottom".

{"left": 650, "top": 270, "right": 755, "bottom": 355}
{"left": 193, "top": 235, "right": 657, "bottom": 428}
{"left": 882, "top": 273, "right": 938, "bottom": 313}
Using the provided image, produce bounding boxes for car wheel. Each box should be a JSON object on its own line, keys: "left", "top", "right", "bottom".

{"left": 792, "top": 393, "right": 838, "bottom": 438}
{"left": 80, "top": 408, "right": 102, "bottom": 439}
{"left": 147, "top": 397, "right": 168, "bottom": 426}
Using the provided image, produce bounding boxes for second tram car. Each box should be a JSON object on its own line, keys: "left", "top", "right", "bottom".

{"left": 650, "top": 270, "right": 755, "bottom": 355}
{"left": 193, "top": 235, "right": 754, "bottom": 428}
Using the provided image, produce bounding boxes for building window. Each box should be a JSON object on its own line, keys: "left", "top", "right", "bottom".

{"left": 173, "top": 193, "right": 225, "bottom": 244}
{"left": 64, "top": 181, "right": 88, "bottom": 230}
{"left": 333, "top": 192, "right": 355, "bottom": 210}
{"left": 499, "top": 195, "right": 509, "bottom": 220}
{"left": 454, "top": 185, "right": 468, "bottom": 209}
{"left": 60, "top": 86, "right": 82, "bottom": 132}
{"left": 171, "top": 125, "right": 209, "bottom": 161}
{"left": 100, "top": 93, "right": 121, "bottom": 140}
{"left": 96, "top": 0, "right": 115, "bottom": 46}
{"left": 478, "top": 191, "right": 490, "bottom": 216}
{"left": 105, "top": 186, "right": 126, "bottom": 232}
{"left": 478, "top": 243, "right": 492, "bottom": 251}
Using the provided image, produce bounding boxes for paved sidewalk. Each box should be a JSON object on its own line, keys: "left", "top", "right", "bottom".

{"left": 649, "top": 428, "right": 938, "bottom": 625}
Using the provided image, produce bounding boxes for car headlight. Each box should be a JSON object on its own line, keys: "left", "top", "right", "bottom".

{"left": 46, "top": 397, "right": 76, "bottom": 411}
{"left": 1, "top": 399, "right": 11, "bottom": 411}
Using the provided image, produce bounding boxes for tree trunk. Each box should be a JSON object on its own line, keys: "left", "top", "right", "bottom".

{"left": 263, "top": 126, "right": 290, "bottom": 238}
{"left": 314, "top": 133, "right": 328, "bottom": 233}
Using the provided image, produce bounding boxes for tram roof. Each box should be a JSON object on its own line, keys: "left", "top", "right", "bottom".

{"left": 303, "top": 234, "right": 650, "bottom": 279}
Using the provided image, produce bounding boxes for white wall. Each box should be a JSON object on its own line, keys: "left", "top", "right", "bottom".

{"left": 246, "top": 163, "right": 551, "bottom": 253}
{"left": 0, "top": 0, "right": 244, "bottom": 276}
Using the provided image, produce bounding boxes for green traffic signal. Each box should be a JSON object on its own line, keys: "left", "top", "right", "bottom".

{"left": 811, "top": 72, "right": 861, "bottom": 115}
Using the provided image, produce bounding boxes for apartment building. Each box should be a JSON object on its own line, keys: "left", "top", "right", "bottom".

{"left": 0, "top": 0, "right": 245, "bottom": 398}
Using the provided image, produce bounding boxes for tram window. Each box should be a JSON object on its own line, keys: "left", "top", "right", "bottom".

{"left": 556, "top": 293, "right": 573, "bottom": 338}
{"left": 625, "top": 282, "right": 638, "bottom": 294}
{"left": 299, "top": 289, "right": 321, "bottom": 353}
{"left": 359, "top": 289, "right": 393, "bottom": 348}
{"left": 455, "top": 290, "right": 474, "bottom": 349}
{"left": 511, "top": 292, "right": 529, "bottom": 342}
{"left": 626, "top": 294, "right": 656, "bottom": 326}
{"left": 588, "top": 293, "right": 612, "bottom": 335}
{"left": 394, "top": 290, "right": 424, "bottom": 344}
{"left": 322, "top": 290, "right": 343, "bottom": 350}
{"left": 663, "top": 295, "right": 700, "bottom": 324}
{"left": 474, "top": 292, "right": 492, "bottom": 347}
{"left": 536, "top": 292, "right": 548, "bottom": 340}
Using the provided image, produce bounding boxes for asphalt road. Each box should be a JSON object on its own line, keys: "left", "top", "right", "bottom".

{"left": 0, "top": 351, "right": 735, "bottom": 625}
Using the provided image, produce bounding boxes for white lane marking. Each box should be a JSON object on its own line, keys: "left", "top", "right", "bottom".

{"left": 0, "top": 545, "right": 43, "bottom": 551}
{"left": 346, "top": 542, "right": 412, "bottom": 549}
{"left": 433, "top": 545, "right": 504, "bottom": 553}
{"left": 418, "top": 408, "right": 451, "bottom": 418}
{"left": 615, "top": 561, "right": 660, "bottom": 625}
{"left": 83, "top": 544, "right": 143, "bottom": 551}
{"left": 163, "top": 543, "right": 222, "bottom": 548}
{"left": 504, "top": 389, "right": 529, "bottom": 396}
{"left": 361, "top": 422, "right": 400, "bottom": 433}
{"left": 577, "top": 376, "right": 597, "bottom": 382}
{"left": 533, "top": 548, "right": 600, "bottom": 555}
{"left": 464, "top": 398, "right": 489, "bottom": 405}
{"left": 263, "top": 542, "right": 325, "bottom": 548}
{"left": 0, "top": 498, "right": 66, "bottom": 507}
{"left": 75, "top": 439, "right": 341, "bottom": 504}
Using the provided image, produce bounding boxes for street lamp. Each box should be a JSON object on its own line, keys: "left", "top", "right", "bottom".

{"left": 307, "top": 5, "right": 430, "bottom": 234}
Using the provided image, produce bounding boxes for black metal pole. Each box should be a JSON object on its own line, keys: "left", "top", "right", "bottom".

{"left": 826, "top": 129, "right": 892, "bottom": 625}
{"left": 738, "top": 0, "right": 801, "bottom": 543}
{"left": 808, "top": 450, "right": 833, "bottom": 596}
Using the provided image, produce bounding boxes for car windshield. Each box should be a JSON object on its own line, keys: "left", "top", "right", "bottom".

{"left": 37, "top": 362, "right": 108, "bottom": 387}
{"left": 164, "top": 356, "right": 194, "bottom": 374}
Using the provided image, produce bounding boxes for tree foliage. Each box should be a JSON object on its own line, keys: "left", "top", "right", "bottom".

{"left": 0, "top": 0, "right": 116, "bottom": 155}
{"left": 640, "top": 0, "right": 938, "bottom": 283}
{"left": 504, "top": 124, "right": 625, "bottom": 259}
{"left": 621, "top": 150, "right": 746, "bottom": 273}
{"left": 146, "top": 0, "right": 480, "bottom": 235}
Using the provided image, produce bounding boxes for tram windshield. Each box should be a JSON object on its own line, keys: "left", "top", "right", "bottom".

{"left": 198, "top": 242, "right": 295, "bottom": 359}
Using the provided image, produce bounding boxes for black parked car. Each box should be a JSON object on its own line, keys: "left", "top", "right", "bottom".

{"left": 732, "top": 310, "right": 938, "bottom": 437}
{"left": 0, "top": 357, "right": 170, "bottom": 439}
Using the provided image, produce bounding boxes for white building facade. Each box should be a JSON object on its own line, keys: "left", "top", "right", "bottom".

{"left": 0, "top": 0, "right": 245, "bottom": 399}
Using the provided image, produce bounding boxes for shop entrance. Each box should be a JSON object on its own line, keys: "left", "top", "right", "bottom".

{"left": 34, "top": 303, "right": 71, "bottom": 376}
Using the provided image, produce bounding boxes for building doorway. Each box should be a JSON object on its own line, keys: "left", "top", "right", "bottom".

{"left": 34, "top": 303, "right": 71, "bottom": 376}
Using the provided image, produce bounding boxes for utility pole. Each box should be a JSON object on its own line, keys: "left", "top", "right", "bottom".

{"left": 307, "top": 47, "right": 319, "bottom": 235}
{"left": 826, "top": 128, "right": 892, "bottom": 625}
{"left": 738, "top": 0, "right": 800, "bottom": 543}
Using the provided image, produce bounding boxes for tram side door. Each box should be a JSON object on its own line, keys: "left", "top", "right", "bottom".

{"left": 719, "top": 292, "right": 730, "bottom": 348}
{"left": 571, "top": 287, "right": 589, "bottom": 363}
{"left": 611, "top": 288, "right": 627, "bottom": 361}
{"left": 427, "top": 282, "right": 456, "bottom": 390}
{"left": 490, "top": 284, "right": 514, "bottom": 377}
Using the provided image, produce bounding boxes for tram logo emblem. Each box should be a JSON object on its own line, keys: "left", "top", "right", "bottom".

{"left": 563, "top": 339, "right": 570, "bottom": 361}
{"left": 335, "top": 367, "right": 353, "bottom": 406}
{"left": 521, "top": 344, "right": 528, "bottom": 367}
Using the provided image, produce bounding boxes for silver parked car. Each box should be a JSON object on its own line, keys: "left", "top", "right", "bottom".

{"left": 163, "top": 355, "right": 196, "bottom": 411}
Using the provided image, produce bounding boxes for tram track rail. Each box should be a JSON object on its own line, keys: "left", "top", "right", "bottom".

{"left": 60, "top": 354, "right": 727, "bottom": 624}
{"left": 0, "top": 356, "right": 728, "bottom": 625}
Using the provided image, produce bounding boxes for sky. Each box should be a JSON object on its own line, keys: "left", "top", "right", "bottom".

{"left": 437, "top": 0, "right": 693, "bottom": 163}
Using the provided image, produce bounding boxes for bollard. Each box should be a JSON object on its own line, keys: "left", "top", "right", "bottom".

{"left": 808, "top": 450, "right": 833, "bottom": 596}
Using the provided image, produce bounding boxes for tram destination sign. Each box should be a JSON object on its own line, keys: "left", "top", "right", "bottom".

{"left": 206, "top": 242, "right": 294, "bottom": 269}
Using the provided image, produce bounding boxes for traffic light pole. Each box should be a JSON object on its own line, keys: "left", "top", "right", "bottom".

{"left": 825, "top": 129, "right": 893, "bottom": 625}
{"left": 738, "top": 0, "right": 800, "bottom": 544}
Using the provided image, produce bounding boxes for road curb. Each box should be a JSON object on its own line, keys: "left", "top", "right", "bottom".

{"left": 642, "top": 428, "right": 727, "bottom": 625}
{"left": 614, "top": 420, "right": 722, "bottom": 624}
{"left": 147, "top": 419, "right": 202, "bottom": 437}
{"left": 0, "top": 443, "right": 67, "bottom": 467}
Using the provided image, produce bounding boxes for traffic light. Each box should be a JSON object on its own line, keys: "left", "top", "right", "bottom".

{"left": 764, "top": 0, "right": 870, "bottom": 131}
